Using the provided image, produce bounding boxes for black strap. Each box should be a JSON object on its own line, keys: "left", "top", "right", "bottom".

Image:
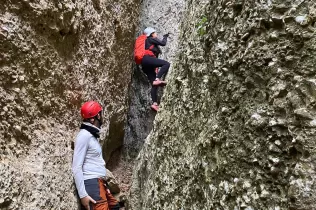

{"left": 80, "top": 124, "right": 100, "bottom": 138}
{"left": 149, "top": 45, "right": 154, "bottom": 50}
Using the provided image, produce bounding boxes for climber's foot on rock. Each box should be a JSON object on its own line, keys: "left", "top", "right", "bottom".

{"left": 153, "top": 79, "right": 166, "bottom": 86}
{"left": 151, "top": 104, "right": 159, "bottom": 112}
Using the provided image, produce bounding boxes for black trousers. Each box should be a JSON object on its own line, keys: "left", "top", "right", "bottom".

{"left": 141, "top": 56, "right": 170, "bottom": 103}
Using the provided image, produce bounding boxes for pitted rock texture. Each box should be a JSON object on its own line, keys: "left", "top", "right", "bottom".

{"left": 129, "top": 0, "right": 316, "bottom": 209}
{"left": 117, "top": 0, "right": 185, "bottom": 197}
{"left": 138, "top": 0, "right": 185, "bottom": 62}
{"left": 0, "top": 0, "right": 139, "bottom": 209}
{"left": 107, "top": 0, "right": 186, "bottom": 201}
{"left": 123, "top": 0, "right": 185, "bottom": 163}
{"left": 123, "top": 66, "right": 156, "bottom": 161}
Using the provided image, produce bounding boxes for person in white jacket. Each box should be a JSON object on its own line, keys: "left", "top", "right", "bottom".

{"left": 72, "top": 101, "right": 119, "bottom": 210}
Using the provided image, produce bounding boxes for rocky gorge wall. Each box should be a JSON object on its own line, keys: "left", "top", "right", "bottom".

{"left": 106, "top": 0, "right": 186, "bottom": 199}
{"left": 129, "top": 0, "right": 316, "bottom": 209}
{"left": 123, "top": 0, "right": 185, "bottom": 162}
{"left": 2, "top": 0, "right": 316, "bottom": 209}
{"left": 0, "top": 0, "right": 139, "bottom": 209}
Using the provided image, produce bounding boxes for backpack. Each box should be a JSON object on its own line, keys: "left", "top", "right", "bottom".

{"left": 134, "top": 34, "right": 155, "bottom": 65}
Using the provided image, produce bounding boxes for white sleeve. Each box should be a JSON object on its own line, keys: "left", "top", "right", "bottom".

{"left": 72, "top": 133, "right": 89, "bottom": 198}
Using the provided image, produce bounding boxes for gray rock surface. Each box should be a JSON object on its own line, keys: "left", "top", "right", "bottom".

{"left": 138, "top": 0, "right": 185, "bottom": 62}
{"left": 123, "top": 66, "right": 156, "bottom": 161}
{"left": 129, "top": 0, "right": 316, "bottom": 209}
{"left": 0, "top": 0, "right": 139, "bottom": 209}
{"left": 123, "top": 0, "right": 185, "bottom": 164}
{"left": 105, "top": 169, "right": 120, "bottom": 194}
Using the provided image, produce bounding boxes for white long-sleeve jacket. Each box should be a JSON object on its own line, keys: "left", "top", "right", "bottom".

{"left": 72, "top": 122, "right": 106, "bottom": 198}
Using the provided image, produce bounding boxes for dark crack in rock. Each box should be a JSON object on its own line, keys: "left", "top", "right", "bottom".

{"left": 129, "top": 0, "right": 316, "bottom": 209}
{"left": 0, "top": 0, "right": 140, "bottom": 208}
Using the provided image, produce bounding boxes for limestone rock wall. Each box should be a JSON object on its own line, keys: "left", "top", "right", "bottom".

{"left": 123, "top": 0, "right": 185, "bottom": 161}
{"left": 0, "top": 0, "right": 139, "bottom": 209}
{"left": 129, "top": 0, "right": 316, "bottom": 209}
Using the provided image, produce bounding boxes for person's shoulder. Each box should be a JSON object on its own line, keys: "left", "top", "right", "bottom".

{"left": 78, "top": 129, "right": 92, "bottom": 136}
{"left": 147, "top": 37, "right": 156, "bottom": 42}
{"left": 75, "top": 129, "right": 93, "bottom": 143}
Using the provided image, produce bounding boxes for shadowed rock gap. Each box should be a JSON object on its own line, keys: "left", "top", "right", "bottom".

{"left": 106, "top": 0, "right": 185, "bottom": 205}
{"left": 128, "top": 0, "right": 316, "bottom": 209}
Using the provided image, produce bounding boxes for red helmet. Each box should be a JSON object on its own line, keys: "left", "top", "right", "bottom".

{"left": 80, "top": 101, "right": 102, "bottom": 119}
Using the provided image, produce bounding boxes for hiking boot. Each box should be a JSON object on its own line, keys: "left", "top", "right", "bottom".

{"left": 151, "top": 104, "right": 159, "bottom": 112}
{"left": 153, "top": 79, "right": 167, "bottom": 86}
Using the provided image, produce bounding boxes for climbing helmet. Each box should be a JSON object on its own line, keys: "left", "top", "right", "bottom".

{"left": 80, "top": 101, "right": 102, "bottom": 119}
{"left": 144, "top": 27, "right": 156, "bottom": 37}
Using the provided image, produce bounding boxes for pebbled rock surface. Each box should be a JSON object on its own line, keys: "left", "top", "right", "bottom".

{"left": 129, "top": 0, "right": 316, "bottom": 209}
{"left": 0, "top": 0, "right": 139, "bottom": 209}
{"left": 138, "top": 0, "right": 185, "bottom": 62}
{"left": 123, "top": 65, "right": 156, "bottom": 161}
{"left": 116, "top": 0, "right": 185, "bottom": 199}
{"left": 123, "top": 0, "right": 185, "bottom": 165}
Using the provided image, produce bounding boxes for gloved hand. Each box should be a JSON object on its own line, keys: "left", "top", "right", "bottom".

{"left": 163, "top": 33, "right": 170, "bottom": 38}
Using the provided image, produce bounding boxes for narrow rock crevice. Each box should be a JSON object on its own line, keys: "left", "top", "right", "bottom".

{"left": 2, "top": 0, "right": 316, "bottom": 209}
{"left": 128, "top": 0, "right": 316, "bottom": 209}
{"left": 108, "top": 0, "right": 185, "bottom": 204}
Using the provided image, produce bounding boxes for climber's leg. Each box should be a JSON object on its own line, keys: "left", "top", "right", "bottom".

{"left": 142, "top": 65, "right": 156, "bottom": 85}
{"left": 151, "top": 86, "right": 159, "bottom": 104}
{"left": 156, "top": 60, "right": 170, "bottom": 79}
{"left": 142, "top": 62, "right": 159, "bottom": 103}
{"left": 142, "top": 56, "right": 170, "bottom": 86}
{"left": 142, "top": 56, "right": 169, "bottom": 111}
{"left": 105, "top": 185, "right": 120, "bottom": 210}
{"left": 80, "top": 178, "right": 119, "bottom": 210}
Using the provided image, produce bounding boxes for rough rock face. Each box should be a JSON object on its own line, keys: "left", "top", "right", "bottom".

{"left": 123, "top": 0, "right": 185, "bottom": 162}
{"left": 0, "top": 0, "right": 139, "bottom": 209}
{"left": 123, "top": 66, "right": 156, "bottom": 161}
{"left": 138, "top": 0, "right": 185, "bottom": 62}
{"left": 117, "top": 0, "right": 185, "bottom": 198}
{"left": 129, "top": 0, "right": 316, "bottom": 209}
{"left": 107, "top": 0, "right": 186, "bottom": 200}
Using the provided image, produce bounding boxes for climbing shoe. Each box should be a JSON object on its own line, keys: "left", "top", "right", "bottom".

{"left": 151, "top": 104, "right": 159, "bottom": 111}
{"left": 153, "top": 79, "right": 167, "bottom": 86}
